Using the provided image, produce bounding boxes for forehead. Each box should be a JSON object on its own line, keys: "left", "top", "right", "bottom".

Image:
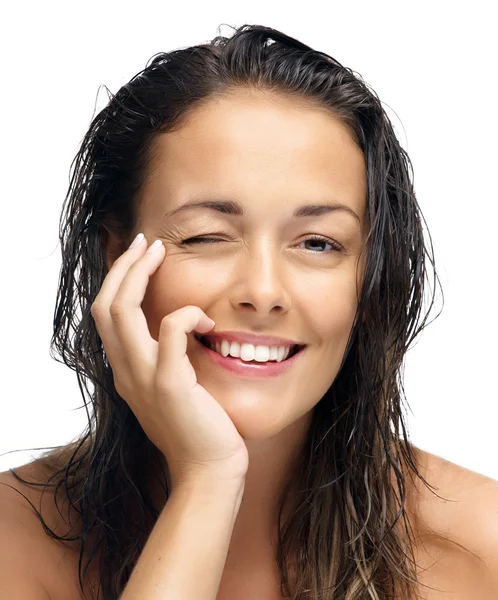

{"left": 144, "top": 90, "right": 367, "bottom": 222}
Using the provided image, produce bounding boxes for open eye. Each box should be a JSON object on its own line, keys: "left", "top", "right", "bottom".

{"left": 299, "top": 235, "right": 342, "bottom": 253}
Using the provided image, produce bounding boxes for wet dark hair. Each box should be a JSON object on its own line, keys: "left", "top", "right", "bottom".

{"left": 3, "top": 23, "right": 455, "bottom": 600}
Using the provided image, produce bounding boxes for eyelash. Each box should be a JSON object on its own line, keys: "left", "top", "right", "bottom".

{"left": 181, "top": 235, "right": 342, "bottom": 254}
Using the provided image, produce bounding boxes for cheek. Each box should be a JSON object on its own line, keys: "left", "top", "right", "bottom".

{"left": 307, "top": 276, "right": 359, "bottom": 344}
{"left": 141, "top": 260, "right": 224, "bottom": 340}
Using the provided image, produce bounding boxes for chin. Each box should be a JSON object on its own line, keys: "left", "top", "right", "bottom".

{"left": 221, "top": 403, "right": 284, "bottom": 440}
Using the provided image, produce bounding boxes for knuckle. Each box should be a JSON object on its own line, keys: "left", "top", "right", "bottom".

{"left": 158, "top": 305, "right": 202, "bottom": 335}
{"left": 155, "top": 375, "right": 175, "bottom": 395}
{"left": 185, "top": 304, "right": 200, "bottom": 314}
{"left": 90, "top": 301, "right": 104, "bottom": 318}
{"left": 109, "top": 302, "right": 127, "bottom": 321}
{"left": 162, "top": 305, "right": 196, "bottom": 324}
{"left": 159, "top": 313, "right": 176, "bottom": 331}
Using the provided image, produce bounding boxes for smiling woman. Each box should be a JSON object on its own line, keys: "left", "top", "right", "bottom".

{"left": 1, "top": 22, "right": 497, "bottom": 600}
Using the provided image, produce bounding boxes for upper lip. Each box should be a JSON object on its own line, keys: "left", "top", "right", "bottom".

{"left": 195, "top": 331, "right": 306, "bottom": 348}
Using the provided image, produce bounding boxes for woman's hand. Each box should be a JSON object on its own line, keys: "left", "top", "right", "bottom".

{"left": 90, "top": 235, "right": 249, "bottom": 489}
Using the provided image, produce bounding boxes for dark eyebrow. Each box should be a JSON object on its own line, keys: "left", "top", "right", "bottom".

{"left": 163, "top": 198, "right": 360, "bottom": 223}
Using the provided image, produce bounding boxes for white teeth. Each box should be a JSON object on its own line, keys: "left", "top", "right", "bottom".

{"left": 220, "top": 339, "right": 239, "bottom": 358}
{"left": 239, "top": 344, "right": 253, "bottom": 361}
{"left": 207, "top": 339, "right": 293, "bottom": 363}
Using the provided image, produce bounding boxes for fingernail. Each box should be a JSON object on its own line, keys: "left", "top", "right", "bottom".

{"left": 129, "top": 233, "right": 144, "bottom": 249}
{"left": 146, "top": 239, "right": 164, "bottom": 253}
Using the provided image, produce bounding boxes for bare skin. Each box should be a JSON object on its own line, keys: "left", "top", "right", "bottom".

{"left": 0, "top": 448, "right": 497, "bottom": 599}
{"left": 109, "top": 88, "right": 370, "bottom": 561}
{"left": 1, "top": 90, "right": 497, "bottom": 597}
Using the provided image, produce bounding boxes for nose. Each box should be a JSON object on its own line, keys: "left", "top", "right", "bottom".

{"left": 229, "top": 239, "right": 292, "bottom": 316}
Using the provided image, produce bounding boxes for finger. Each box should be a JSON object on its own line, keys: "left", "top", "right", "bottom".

{"left": 92, "top": 233, "right": 148, "bottom": 310}
{"left": 156, "top": 305, "right": 215, "bottom": 388}
{"left": 107, "top": 239, "right": 167, "bottom": 371}
{"left": 90, "top": 236, "right": 149, "bottom": 361}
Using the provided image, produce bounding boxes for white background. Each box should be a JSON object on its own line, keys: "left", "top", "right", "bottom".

{"left": 0, "top": 1, "right": 496, "bottom": 477}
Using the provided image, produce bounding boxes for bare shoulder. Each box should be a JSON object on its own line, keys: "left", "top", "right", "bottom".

{"left": 0, "top": 465, "right": 55, "bottom": 598}
{"left": 0, "top": 462, "right": 96, "bottom": 600}
{"left": 407, "top": 446, "right": 498, "bottom": 598}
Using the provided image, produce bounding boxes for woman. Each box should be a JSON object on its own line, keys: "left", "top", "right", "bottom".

{"left": 0, "top": 23, "right": 497, "bottom": 600}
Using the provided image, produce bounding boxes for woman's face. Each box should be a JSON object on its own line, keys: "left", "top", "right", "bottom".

{"left": 138, "top": 89, "right": 368, "bottom": 441}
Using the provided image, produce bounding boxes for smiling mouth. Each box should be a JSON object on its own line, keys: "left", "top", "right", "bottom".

{"left": 194, "top": 334, "right": 305, "bottom": 362}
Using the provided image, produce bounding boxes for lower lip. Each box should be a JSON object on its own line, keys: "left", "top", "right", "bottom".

{"left": 195, "top": 338, "right": 306, "bottom": 378}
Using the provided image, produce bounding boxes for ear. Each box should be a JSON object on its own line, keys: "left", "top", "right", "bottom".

{"left": 103, "top": 229, "right": 127, "bottom": 272}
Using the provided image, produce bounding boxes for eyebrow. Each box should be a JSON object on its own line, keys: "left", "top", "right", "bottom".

{"left": 163, "top": 198, "right": 361, "bottom": 223}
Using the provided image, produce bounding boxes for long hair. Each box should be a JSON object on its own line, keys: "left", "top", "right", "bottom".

{"left": 5, "top": 23, "right": 448, "bottom": 599}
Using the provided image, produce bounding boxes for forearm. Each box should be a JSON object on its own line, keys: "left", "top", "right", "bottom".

{"left": 119, "top": 476, "right": 245, "bottom": 600}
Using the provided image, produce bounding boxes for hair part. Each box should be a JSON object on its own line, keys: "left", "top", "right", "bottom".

{"left": 4, "top": 23, "right": 451, "bottom": 600}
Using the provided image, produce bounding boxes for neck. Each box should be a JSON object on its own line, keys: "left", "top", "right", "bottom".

{"left": 148, "top": 410, "right": 313, "bottom": 561}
